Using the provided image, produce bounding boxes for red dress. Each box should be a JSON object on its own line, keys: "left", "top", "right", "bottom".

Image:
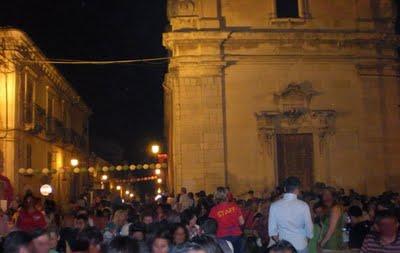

{"left": 16, "top": 209, "right": 46, "bottom": 232}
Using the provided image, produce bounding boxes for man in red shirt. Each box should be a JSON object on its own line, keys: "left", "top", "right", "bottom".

{"left": 209, "top": 187, "right": 244, "bottom": 253}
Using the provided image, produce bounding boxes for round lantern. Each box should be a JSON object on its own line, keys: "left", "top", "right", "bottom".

{"left": 40, "top": 184, "right": 53, "bottom": 196}
{"left": 102, "top": 166, "right": 109, "bottom": 172}
{"left": 42, "top": 168, "right": 50, "bottom": 174}
{"left": 155, "top": 163, "right": 161, "bottom": 169}
{"left": 129, "top": 165, "right": 136, "bottom": 171}
{"left": 116, "top": 165, "right": 122, "bottom": 171}
{"left": 18, "top": 168, "right": 26, "bottom": 174}
{"left": 88, "top": 167, "right": 95, "bottom": 173}
{"left": 143, "top": 164, "right": 149, "bottom": 170}
{"left": 73, "top": 167, "right": 80, "bottom": 174}
{"left": 26, "top": 168, "right": 34, "bottom": 175}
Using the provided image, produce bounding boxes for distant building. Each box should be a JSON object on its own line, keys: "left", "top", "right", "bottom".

{"left": 163, "top": 0, "right": 400, "bottom": 195}
{"left": 0, "top": 28, "right": 91, "bottom": 203}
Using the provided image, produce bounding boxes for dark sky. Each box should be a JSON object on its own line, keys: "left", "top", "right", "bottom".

{"left": 0, "top": 1, "right": 168, "bottom": 163}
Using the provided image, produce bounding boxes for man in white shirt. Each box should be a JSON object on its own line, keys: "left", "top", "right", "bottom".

{"left": 178, "top": 187, "right": 193, "bottom": 212}
{"left": 268, "top": 177, "right": 313, "bottom": 253}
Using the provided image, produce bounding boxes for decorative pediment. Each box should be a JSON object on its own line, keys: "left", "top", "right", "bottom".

{"left": 274, "top": 82, "right": 319, "bottom": 113}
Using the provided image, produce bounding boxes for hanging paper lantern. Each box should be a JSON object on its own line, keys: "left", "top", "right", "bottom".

{"left": 129, "top": 165, "right": 136, "bottom": 170}
{"left": 109, "top": 166, "right": 115, "bottom": 171}
{"left": 102, "top": 166, "right": 109, "bottom": 172}
{"left": 143, "top": 164, "right": 149, "bottom": 170}
{"left": 88, "top": 167, "right": 95, "bottom": 173}
{"left": 18, "top": 168, "right": 26, "bottom": 174}
{"left": 73, "top": 167, "right": 80, "bottom": 174}
{"left": 123, "top": 165, "right": 129, "bottom": 171}
{"left": 26, "top": 168, "right": 34, "bottom": 175}
{"left": 42, "top": 168, "right": 50, "bottom": 174}
{"left": 155, "top": 163, "right": 162, "bottom": 169}
{"left": 136, "top": 165, "right": 143, "bottom": 170}
{"left": 116, "top": 165, "right": 122, "bottom": 171}
{"left": 149, "top": 164, "right": 155, "bottom": 169}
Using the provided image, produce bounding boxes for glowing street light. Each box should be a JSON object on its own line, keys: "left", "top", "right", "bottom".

{"left": 151, "top": 144, "right": 160, "bottom": 154}
{"left": 101, "top": 175, "right": 108, "bottom": 181}
{"left": 116, "top": 185, "right": 122, "bottom": 191}
{"left": 155, "top": 169, "right": 161, "bottom": 175}
{"left": 157, "top": 178, "right": 162, "bottom": 184}
{"left": 40, "top": 184, "right": 53, "bottom": 197}
{"left": 157, "top": 188, "right": 162, "bottom": 194}
{"left": 129, "top": 193, "right": 134, "bottom": 198}
{"left": 125, "top": 190, "right": 130, "bottom": 195}
{"left": 70, "top": 158, "right": 79, "bottom": 167}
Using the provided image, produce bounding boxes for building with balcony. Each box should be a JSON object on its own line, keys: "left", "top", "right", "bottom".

{"left": 163, "top": 0, "right": 400, "bottom": 195}
{"left": 0, "top": 28, "right": 91, "bottom": 203}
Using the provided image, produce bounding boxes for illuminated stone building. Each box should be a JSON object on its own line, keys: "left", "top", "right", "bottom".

{"left": 0, "top": 29, "right": 91, "bottom": 202}
{"left": 163, "top": 0, "right": 400, "bottom": 195}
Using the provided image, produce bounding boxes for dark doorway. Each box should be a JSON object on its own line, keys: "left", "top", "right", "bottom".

{"left": 277, "top": 134, "right": 313, "bottom": 189}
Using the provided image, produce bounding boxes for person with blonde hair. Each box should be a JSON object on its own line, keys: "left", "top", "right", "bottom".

{"left": 209, "top": 187, "right": 244, "bottom": 253}
{"left": 104, "top": 209, "right": 129, "bottom": 242}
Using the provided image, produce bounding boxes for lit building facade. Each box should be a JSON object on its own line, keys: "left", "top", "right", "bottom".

{"left": 163, "top": 0, "right": 400, "bottom": 195}
{"left": 0, "top": 29, "right": 91, "bottom": 203}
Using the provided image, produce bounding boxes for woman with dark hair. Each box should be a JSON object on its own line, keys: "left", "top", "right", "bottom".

{"left": 319, "top": 187, "right": 344, "bottom": 250}
{"left": 16, "top": 195, "right": 46, "bottom": 232}
{"left": 181, "top": 209, "right": 201, "bottom": 239}
{"left": 152, "top": 230, "right": 172, "bottom": 253}
{"left": 172, "top": 223, "right": 189, "bottom": 246}
{"left": 209, "top": 187, "right": 244, "bottom": 253}
{"left": 190, "top": 235, "right": 224, "bottom": 253}
{"left": 106, "top": 236, "right": 139, "bottom": 253}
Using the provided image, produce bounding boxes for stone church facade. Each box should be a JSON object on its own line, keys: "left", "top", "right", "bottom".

{"left": 163, "top": 0, "right": 400, "bottom": 195}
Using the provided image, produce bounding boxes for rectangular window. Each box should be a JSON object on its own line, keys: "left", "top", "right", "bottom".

{"left": 24, "top": 73, "right": 35, "bottom": 124}
{"left": 47, "top": 152, "right": 53, "bottom": 169}
{"left": 26, "top": 144, "right": 32, "bottom": 168}
{"left": 276, "top": 0, "right": 299, "bottom": 18}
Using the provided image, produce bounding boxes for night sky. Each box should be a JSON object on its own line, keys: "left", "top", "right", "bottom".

{"left": 0, "top": 1, "right": 168, "bottom": 163}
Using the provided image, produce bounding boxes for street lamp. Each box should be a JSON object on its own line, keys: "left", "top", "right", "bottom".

{"left": 116, "top": 185, "right": 121, "bottom": 191}
{"left": 151, "top": 144, "right": 160, "bottom": 155}
{"left": 157, "top": 178, "right": 162, "bottom": 184}
{"left": 125, "top": 190, "right": 130, "bottom": 195}
{"left": 70, "top": 158, "right": 79, "bottom": 167}
{"left": 129, "top": 193, "right": 134, "bottom": 198}
{"left": 155, "top": 169, "right": 161, "bottom": 175}
{"left": 101, "top": 175, "right": 108, "bottom": 181}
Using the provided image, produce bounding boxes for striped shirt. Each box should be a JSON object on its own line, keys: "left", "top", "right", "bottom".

{"left": 361, "top": 232, "right": 400, "bottom": 253}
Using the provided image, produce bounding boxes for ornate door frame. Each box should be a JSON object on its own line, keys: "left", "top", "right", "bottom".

{"left": 256, "top": 83, "right": 336, "bottom": 186}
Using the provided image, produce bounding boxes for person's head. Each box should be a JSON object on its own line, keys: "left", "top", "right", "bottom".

{"left": 152, "top": 230, "right": 172, "bottom": 253}
{"left": 113, "top": 209, "right": 128, "bottom": 227}
{"left": 214, "top": 187, "right": 228, "bottom": 204}
{"left": 142, "top": 211, "right": 154, "bottom": 225}
{"left": 374, "top": 210, "right": 399, "bottom": 238}
{"left": 3, "top": 231, "right": 33, "bottom": 253}
{"left": 267, "top": 240, "right": 297, "bottom": 253}
{"left": 47, "top": 226, "right": 60, "bottom": 250}
{"left": 172, "top": 223, "right": 189, "bottom": 245}
{"left": 78, "top": 227, "right": 103, "bottom": 253}
{"left": 284, "top": 177, "right": 301, "bottom": 195}
{"left": 321, "top": 187, "right": 338, "bottom": 207}
{"left": 248, "top": 190, "right": 254, "bottom": 198}
{"left": 200, "top": 218, "right": 218, "bottom": 236}
{"left": 190, "top": 235, "right": 223, "bottom": 253}
{"left": 348, "top": 205, "right": 363, "bottom": 224}
{"left": 377, "top": 198, "right": 395, "bottom": 211}
{"left": 107, "top": 236, "right": 138, "bottom": 253}
{"left": 75, "top": 214, "right": 89, "bottom": 232}
{"left": 31, "top": 229, "right": 51, "bottom": 253}
{"left": 176, "top": 242, "right": 206, "bottom": 253}
{"left": 22, "top": 194, "right": 35, "bottom": 210}
{"left": 129, "top": 222, "right": 146, "bottom": 241}
{"left": 181, "top": 209, "right": 197, "bottom": 227}
{"left": 181, "top": 187, "right": 187, "bottom": 194}
{"left": 312, "top": 202, "right": 325, "bottom": 220}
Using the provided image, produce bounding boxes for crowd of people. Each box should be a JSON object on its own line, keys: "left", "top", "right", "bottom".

{"left": 0, "top": 177, "right": 399, "bottom": 253}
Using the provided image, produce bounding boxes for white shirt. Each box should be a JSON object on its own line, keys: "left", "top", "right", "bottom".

{"left": 268, "top": 193, "right": 313, "bottom": 251}
{"left": 179, "top": 193, "right": 193, "bottom": 212}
